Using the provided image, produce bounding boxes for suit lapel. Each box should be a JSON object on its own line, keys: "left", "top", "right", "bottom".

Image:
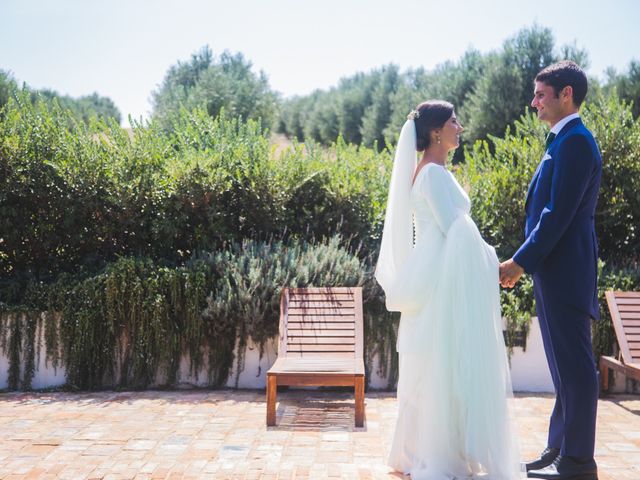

{"left": 525, "top": 159, "right": 544, "bottom": 209}
{"left": 524, "top": 118, "right": 583, "bottom": 209}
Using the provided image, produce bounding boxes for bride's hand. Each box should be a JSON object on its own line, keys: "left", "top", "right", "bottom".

{"left": 499, "top": 259, "right": 524, "bottom": 288}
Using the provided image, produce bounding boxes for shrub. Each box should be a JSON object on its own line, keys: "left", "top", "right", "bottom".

{"left": 1, "top": 235, "right": 373, "bottom": 390}
{"left": 459, "top": 92, "right": 640, "bottom": 266}
{"left": 0, "top": 93, "right": 391, "bottom": 299}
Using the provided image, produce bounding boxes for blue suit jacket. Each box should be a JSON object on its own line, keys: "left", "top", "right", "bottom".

{"left": 513, "top": 118, "right": 602, "bottom": 319}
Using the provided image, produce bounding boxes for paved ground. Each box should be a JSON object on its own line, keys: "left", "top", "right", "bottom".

{"left": 0, "top": 390, "right": 638, "bottom": 479}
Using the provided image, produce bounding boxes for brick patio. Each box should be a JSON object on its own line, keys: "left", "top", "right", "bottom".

{"left": 0, "top": 390, "right": 638, "bottom": 479}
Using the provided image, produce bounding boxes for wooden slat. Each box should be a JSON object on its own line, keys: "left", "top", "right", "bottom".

{"left": 287, "top": 322, "right": 355, "bottom": 330}
{"left": 620, "top": 312, "right": 640, "bottom": 319}
{"left": 271, "top": 357, "right": 357, "bottom": 371}
{"left": 289, "top": 293, "right": 355, "bottom": 298}
{"left": 289, "top": 307, "right": 356, "bottom": 312}
{"left": 613, "top": 292, "right": 640, "bottom": 298}
{"left": 615, "top": 298, "right": 640, "bottom": 305}
{"left": 289, "top": 293, "right": 355, "bottom": 300}
{"left": 278, "top": 289, "right": 290, "bottom": 357}
{"left": 627, "top": 335, "right": 640, "bottom": 342}
{"left": 606, "top": 291, "right": 634, "bottom": 365}
{"left": 622, "top": 319, "right": 640, "bottom": 327}
{"left": 276, "top": 365, "right": 357, "bottom": 373}
{"left": 619, "top": 305, "right": 640, "bottom": 312}
{"left": 289, "top": 287, "right": 357, "bottom": 294}
{"left": 287, "top": 307, "right": 354, "bottom": 316}
{"left": 624, "top": 327, "right": 640, "bottom": 334}
{"left": 287, "top": 330, "right": 355, "bottom": 337}
{"left": 287, "top": 337, "right": 355, "bottom": 345}
{"left": 354, "top": 287, "right": 364, "bottom": 360}
{"left": 283, "top": 351, "right": 355, "bottom": 358}
{"left": 286, "top": 344, "right": 355, "bottom": 352}
{"left": 289, "top": 298, "right": 354, "bottom": 304}
{"left": 287, "top": 314, "right": 355, "bottom": 322}
{"left": 288, "top": 300, "right": 354, "bottom": 308}
{"left": 288, "top": 336, "right": 356, "bottom": 343}
{"left": 288, "top": 338, "right": 356, "bottom": 345}
{"left": 270, "top": 375, "right": 357, "bottom": 387}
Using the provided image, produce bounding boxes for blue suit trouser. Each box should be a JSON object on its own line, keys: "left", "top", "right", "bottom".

{"left": 533, "top": 278, "right": 598, "bottom": 458}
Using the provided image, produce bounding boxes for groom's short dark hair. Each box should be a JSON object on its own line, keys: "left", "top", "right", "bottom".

{"left": 536, "top": 60, "right": 588, "bottom": 107}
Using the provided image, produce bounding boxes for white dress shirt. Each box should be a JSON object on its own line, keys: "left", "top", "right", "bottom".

{"left": 550, "top": 112, "right": 580, "bottom": 135}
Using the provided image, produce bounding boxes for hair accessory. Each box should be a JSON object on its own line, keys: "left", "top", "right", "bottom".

{"left": 407, "top": 109, "right": 420, "bottom": 120}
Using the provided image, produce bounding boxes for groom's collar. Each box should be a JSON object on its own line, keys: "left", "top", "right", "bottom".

{"left": 550, "top": 112, "right": 581, "bottom": 135}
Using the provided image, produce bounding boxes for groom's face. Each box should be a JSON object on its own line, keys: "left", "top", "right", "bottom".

{"left": 531, "top": 81, "right": 563, "bottom": 127}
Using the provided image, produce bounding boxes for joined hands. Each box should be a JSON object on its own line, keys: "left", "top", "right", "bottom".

{"left": 499, "top": 259, "right": 524, "bottom": 289}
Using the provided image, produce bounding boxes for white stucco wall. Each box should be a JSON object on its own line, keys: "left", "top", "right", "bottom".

{"left": 509, "top": 317, "right": 554, "bottom": 392}
{"left": 1, "top": 313, "right": 556, "bottom": 392}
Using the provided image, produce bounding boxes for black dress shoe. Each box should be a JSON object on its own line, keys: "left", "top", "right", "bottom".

{"left": 527, "top": 455, "right": 598, "bottom": 479}
{"left": 525, "top": 447, "right": 560, "bottom": 471}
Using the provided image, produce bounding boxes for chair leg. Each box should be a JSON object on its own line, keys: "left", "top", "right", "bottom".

{"left": 267, "top": 374, "right": 277, "bottom": 426}
{"left": 599, "top": 361, "right": 609, "bottom": 393}
{"left": 355, "top": 375, "right": 365, "bottom": 427}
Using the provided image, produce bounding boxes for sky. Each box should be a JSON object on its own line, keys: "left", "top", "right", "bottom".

{"left": 1, "top": 0, "right": 638, "bottom": 127}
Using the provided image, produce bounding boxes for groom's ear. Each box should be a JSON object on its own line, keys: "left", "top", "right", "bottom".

{"left": 561, "top": 85, "right": 574, "bottom": 104}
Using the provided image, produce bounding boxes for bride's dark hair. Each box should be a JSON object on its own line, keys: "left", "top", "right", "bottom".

{"left": 413, "top": 100, "right": 454, "bottom": 152}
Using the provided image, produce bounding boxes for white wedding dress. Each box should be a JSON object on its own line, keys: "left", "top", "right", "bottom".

{"left": 383, "top": 163, "right": 523, "bottom": 479}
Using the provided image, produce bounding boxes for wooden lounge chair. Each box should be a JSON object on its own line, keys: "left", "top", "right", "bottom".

{"left": 266, "top": 287, "right": 365, "bottom": 427}
{"left": 599, "top": 291, "right": 640, "bottom": 391}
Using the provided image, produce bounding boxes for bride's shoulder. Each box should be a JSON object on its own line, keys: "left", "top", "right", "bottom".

{"left": 417, "top": 163, "right": 451, "bottom": 187}
{"left": 414, "top": 163, "right": 459, "bottom": 200}
{"left": 423, "top": 162, "right": 447, "bottom": 174}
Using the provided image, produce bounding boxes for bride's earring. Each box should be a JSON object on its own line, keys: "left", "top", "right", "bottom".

{"left": 436, "top": 134, "right": 441, "bottom": 144}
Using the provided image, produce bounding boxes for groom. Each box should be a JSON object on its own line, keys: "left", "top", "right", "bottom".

{"left": 500, "top": 61, "right": 601, "bottom": 480}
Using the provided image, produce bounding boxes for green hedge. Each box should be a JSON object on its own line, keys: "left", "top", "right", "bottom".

{"left": 0, "top": 91, "right": 390, "bottom": 294}
{"left": 0, "top": 236, "right": 393, "bottom": 391}
{"left": 2, "top": 89, "right": 639, "bottom": 390}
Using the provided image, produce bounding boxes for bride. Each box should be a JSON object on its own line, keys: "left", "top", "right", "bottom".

{"left": 376, "top": 101, "right": 523, "bottom": 479}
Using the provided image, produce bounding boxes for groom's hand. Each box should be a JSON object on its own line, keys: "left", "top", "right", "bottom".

{"left": 499, "top": 259, "right": 524, "bottom": 288}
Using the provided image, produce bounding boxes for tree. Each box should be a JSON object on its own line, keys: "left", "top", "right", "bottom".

{"left": 462, "top": 25, "right": 590, "bottom": 146}
{"left": 0, "top": 70, "right": 18, "bottom": 113}
{"left": 605, "top": 60, "right": 640, "bottom": 118}
{"left": 462, "top": 26, "right": 555, "bottom": 143}
{"left": 461, "top": 53, "right": 526, "bottom": 144}
{"left": 336, "top": 72, "right": 375, "bottom": 145}
{"left": 360, "top": 65, "right": 401, "bottom": 149}
{"left": 276, "top": 95, "right": 310, "bottom": 140}
{"left": 1, "top": 70, "right": 121, "bottom": 125}
{"left": 384, "top": 50, "right": 488, "bottom": 157}
{"left": 37, "top": 90, "right": 122, "bottom": 125}
{"left": 277, "top": 25, "right": 597, "bottom": 153}
{"left": 151, "top": 46, "right": 278, "bottom": 130}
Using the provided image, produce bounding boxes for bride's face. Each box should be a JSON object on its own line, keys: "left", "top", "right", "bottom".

{"left": 438, "top": 112, "right": 464, "bottom": 150}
